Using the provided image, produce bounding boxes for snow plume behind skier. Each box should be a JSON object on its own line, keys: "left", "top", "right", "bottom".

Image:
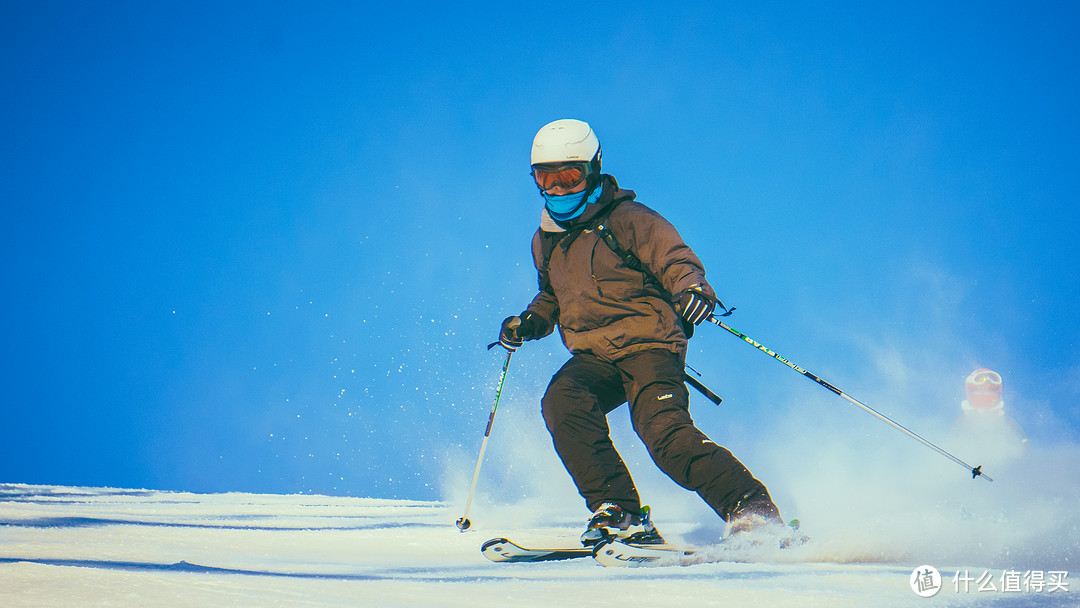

{"left": 753, "top": 341, "right": 1080, "bottom": 571}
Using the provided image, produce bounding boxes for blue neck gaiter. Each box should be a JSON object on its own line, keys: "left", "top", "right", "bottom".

{"left": 543, "top": 181, "right": 604, "bottom": 222}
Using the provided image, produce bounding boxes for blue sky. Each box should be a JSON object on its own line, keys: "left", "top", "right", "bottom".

{"left": 2, "top": 2, "right": 1078, "bottom": 501}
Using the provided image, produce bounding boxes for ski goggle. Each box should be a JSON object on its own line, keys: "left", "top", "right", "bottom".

{"left": 967, "top": 369, "right": 1002, "bottom": 387}
{"left": 532, "top": 162, "right": 590, "bottom": 191}
{"left": 966, "top": 369, "right": 1002, "bottom": 403}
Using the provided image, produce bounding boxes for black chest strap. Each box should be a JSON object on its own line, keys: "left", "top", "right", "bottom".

{"left": 538, "top": 198, "right": 637, "bottom": 287}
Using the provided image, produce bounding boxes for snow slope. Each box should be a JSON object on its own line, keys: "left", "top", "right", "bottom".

{"left": 0, "top": 484, "right": 1074, "bottom": 607}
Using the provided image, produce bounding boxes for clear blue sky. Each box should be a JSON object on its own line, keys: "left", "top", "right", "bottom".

{"left": 2, "top": 2, "right": 1078, "bottom": 499}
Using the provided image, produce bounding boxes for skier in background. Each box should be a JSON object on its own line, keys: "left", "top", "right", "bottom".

{"left": 950, "top": 368, "right": 1028, "bottom": 465}
{"left": 497, "top": 118, "right": 782, "bottom": 545}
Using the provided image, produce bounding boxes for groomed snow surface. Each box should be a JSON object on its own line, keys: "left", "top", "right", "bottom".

{"left": 0, "top": 483, "right": 1074, "bottom": 607}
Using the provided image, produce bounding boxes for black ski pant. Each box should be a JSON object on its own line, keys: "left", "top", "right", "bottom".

{"left": 541, "top": 349, "right": 773, "bottom": 521}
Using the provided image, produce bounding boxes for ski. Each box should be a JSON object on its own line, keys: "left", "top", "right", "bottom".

{"left": 480, "top": 537, "right": 594, "bottom": 563}
{"left": 484, "top": 520, "right": 809, "bottom": 567}
{"left": 594, "top": 520, "right": 809, "bottom": 568}
{"left": 592, "top": 538, "right": 697, "bottom": 567}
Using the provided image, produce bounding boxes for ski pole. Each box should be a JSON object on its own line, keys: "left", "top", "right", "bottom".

{"left": 707, "top": 315, "right": 992, "bottom": 483}
{"left": 457, "top": 347, "right": 514, "bottom": 531}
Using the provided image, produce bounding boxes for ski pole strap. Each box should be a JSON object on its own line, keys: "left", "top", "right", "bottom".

{"left": 685, "top": 373, "right": 722, "bottom": 405}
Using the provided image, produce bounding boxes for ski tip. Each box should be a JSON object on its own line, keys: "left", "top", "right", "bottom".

{"left": 480, "top": 537, "right": 511, "bottom": 551}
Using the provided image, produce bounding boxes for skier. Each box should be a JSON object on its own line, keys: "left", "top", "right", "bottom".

{"left": 498, "top": 118, "right": 782, "bottom": 545}
{"left": 950, "top": 368, "right": 1028, "bottom": 464}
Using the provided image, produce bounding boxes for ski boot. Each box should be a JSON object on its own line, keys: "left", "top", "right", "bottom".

{"left": 726, "top": 490, "right": 783, "bottom": 538}
{"left": 580, "top": 503, "right": 665, "bottom": 546}
{"left": 726, "top": 491, "right": 809, "bottom": 549}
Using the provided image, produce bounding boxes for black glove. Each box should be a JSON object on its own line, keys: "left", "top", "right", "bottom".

{"left": 678, "top": 286, "right": 716, "bottom": 326}
{"left": 516, "top": 311, "right": 547, "bottom": 340}
{"left": 498, "top": 311, "right": 548, "bottom": 351}
{"left": 499, "top": 316, "right": 523, "bottom": 351}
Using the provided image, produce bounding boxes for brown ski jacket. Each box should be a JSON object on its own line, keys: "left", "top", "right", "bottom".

{"left": 525, "top": 175, "right": 716, "bottom": 362}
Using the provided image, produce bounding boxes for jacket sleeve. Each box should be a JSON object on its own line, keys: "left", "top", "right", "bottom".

{"left": 524, "top": 230, "right": 559, "bottom": 336}
{"left": 613, "top": 203, "right": 717, "bottom": 301}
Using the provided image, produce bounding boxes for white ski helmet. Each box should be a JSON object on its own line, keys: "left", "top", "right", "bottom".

{"left": 531, "top": 119, "right": 602, "bottom": 168}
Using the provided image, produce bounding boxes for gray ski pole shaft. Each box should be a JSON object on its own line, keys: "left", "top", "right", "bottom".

{"left": 707, "top": 315, "right": 992, "bottom": 482}
{"left": 457, "top": 348, "right": 514, "bottom": 531}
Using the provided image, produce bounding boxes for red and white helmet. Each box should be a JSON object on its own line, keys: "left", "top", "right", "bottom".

{"left": 963, "top": 368, "right": 1003, "bottom": 413}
